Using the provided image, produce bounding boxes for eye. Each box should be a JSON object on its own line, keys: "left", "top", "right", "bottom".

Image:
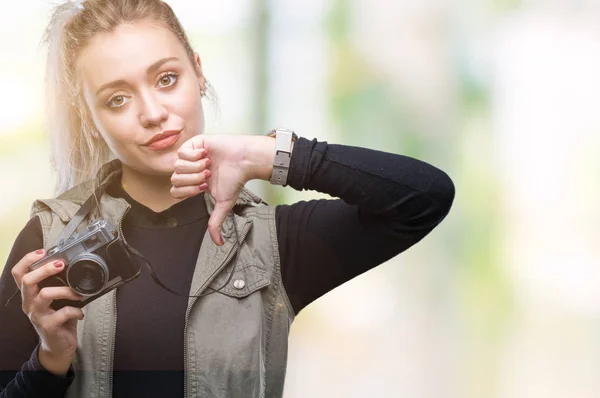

{"left": 106, "top": 94, "right": 130, "bottom": 108}
{"left": 157, "top": 72, "right": 178, "bottom": 88}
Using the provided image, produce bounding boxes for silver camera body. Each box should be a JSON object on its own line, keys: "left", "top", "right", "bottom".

{"left": 29, "top": 219, "right": 140, "bottom": 309}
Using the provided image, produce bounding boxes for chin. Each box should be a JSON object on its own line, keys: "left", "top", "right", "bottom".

{"left": 153, "top": 152, "right": 179, "bottom": 175}
{"left": 130, "top": 152, "right": 178, "bottom": 177}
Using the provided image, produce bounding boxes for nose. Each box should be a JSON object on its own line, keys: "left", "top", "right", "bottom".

{"left": 138, "top": 91, "right": 168, "bottom": 127}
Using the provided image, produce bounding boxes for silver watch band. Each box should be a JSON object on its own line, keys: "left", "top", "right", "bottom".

{"left": 268, "top": 128, "right": 296, "bottom": 185}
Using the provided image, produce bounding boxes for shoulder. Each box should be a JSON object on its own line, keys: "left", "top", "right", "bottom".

{"left": 233, "top": 188, "right": 276, "bottom": 225}
{"left": 231, "top": 188, "right": 278, "bottom": 251}
{"left": 30, "top": 160, "right": 122, "bottom": 219}
{"left": 29, "top": 181, "right": 93, "bottom": 221}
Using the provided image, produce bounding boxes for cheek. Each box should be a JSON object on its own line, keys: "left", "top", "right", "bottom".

{"left": 172, "top": 84, "right": 204, "bottom": 133}
{"left": 93, "top": 110, "right": 139, "bottom": 154}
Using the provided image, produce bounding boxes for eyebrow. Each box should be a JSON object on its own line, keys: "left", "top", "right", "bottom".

{"left": 94, "top": 57, "right": 180, "bottom": 96}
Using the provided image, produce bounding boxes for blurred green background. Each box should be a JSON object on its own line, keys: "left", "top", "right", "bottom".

{"left": 1, "top": 1, "right": 599, "bottom": 397}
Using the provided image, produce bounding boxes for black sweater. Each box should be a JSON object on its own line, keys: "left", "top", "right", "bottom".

{"left": 0, "top": 137, "right": 454, "bottom": 397}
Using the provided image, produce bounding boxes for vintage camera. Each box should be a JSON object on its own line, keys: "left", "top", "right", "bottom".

{"left": 29, "top": 219, "right": 141, "bottom": 310}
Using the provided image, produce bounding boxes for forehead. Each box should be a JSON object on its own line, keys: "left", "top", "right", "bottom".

{"left": 78, "top": 20, "right": 188, "bottom": 91}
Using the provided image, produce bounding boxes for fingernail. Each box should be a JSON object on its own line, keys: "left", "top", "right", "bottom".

{"left": 53, "top": 260, "right": 63, "bottom": 268}
{"left": 219, "top": 236, "right": 224, "bottom": 246}
{"left": 205, "top": 159, "right": 211, "bottom": 167}
{"left": 204, "top": 170, "right": 211, "bottom": 178}
{"left": 35, "top": 249, "right": 44, "bottom": 255}
{"left": 198, "top": 183, "right": 208, "bottom": 191}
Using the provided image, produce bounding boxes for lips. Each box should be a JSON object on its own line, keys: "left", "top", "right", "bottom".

{"left": 144, "top": 130, "right": 181, "bottom": 150}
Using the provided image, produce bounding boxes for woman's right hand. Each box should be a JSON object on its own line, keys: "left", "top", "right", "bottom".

{"left": 11, "top": 249, "right": 84, "bottom": 376}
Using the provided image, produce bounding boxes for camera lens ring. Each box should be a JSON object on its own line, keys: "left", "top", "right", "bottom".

{"left": 66, "top": 253, "right": 108, "bottom": 296}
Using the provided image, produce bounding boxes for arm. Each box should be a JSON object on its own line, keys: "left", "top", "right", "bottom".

{"left": 275, "top": 137, "right": 455, "bottom": 314}
{"left": 0, "top": 217, "right": 75, "bottom": 397}
{"left": 170, "top": 133, "right": 454, "bottom": 311}
{"left": 170, "top": 133, "right": 454, "bottom": 313}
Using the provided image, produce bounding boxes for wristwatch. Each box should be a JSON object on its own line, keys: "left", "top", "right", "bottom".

{"left": 266, "top": 128, "right": 297, "bottom": 185}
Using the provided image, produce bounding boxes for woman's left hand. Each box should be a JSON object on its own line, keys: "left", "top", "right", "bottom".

{"left": 170, "top": 134, "right": 274, "bottom": 246}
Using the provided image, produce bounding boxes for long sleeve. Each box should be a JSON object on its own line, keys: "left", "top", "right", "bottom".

{"left": 276, "top": 137, "right": 455, "bottom": 314}
{"left": 0, "top": 217, "right": 75, "bottom": 397}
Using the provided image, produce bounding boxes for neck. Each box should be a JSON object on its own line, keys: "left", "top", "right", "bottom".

{"left": 120, "top": 164, "right": 181, "bottom": 212}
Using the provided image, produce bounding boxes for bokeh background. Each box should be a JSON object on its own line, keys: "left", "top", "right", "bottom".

{"left": 1, "top": 0, "right": 599, "bottom": 397}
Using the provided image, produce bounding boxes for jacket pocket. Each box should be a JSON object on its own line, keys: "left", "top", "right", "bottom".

{"left": 207, "top": 262, "right": 271, "bottom": 298}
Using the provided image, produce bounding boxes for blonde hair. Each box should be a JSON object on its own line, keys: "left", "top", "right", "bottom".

{"left": 43, "top": 0, "right": 210, "bottom": 195}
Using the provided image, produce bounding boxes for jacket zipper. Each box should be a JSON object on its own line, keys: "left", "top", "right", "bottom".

{"left": 107, "top": 205, "right": 130, "bottom": 398}
{"left": 183, "top": 219, "right": 252, "bottom": 398}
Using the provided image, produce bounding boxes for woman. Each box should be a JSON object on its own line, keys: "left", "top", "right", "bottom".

{"left": 0, "top": 0, "right": 455, "bottom": 397}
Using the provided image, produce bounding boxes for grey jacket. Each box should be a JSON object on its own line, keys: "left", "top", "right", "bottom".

{"left": 31, "top": 161, "right": 295, "bottom": 398}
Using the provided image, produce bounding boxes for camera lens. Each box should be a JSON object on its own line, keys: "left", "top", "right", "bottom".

{"left": 66, "top": 253, "right": 108, "bottom": 296}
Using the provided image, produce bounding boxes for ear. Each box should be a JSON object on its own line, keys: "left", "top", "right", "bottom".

{"left": 194, "top": 52, "right": 205, "bottom": 85}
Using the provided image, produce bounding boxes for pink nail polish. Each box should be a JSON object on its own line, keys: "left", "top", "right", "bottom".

{"left": 35, "top": 249, "right": 44, "bottom": 255}
{"left": 53, "top": 260, "right": 63, "bottom": 268}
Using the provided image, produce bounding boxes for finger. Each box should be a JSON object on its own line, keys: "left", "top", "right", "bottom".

{"left": 173, "top": 158, "right": 211, "bottom": 174}
{"left": 179, "top": 134, "right": 205, "bottom": 151}
{"left": 171, "top": 170, "right": 211, "bottom": 188}
{"left": 208, "top": 202, "right": 232, "bottom": 246}
{"left": 21, "top": 260, "right": 64, "bottom": 304}
{"left": 41, "top": 306, "right": 84, "bottom": 330}
{"left": 34, "top": 286, "right": 83, "bottom": 312}
{"left": 22, "top": 260, "right": 64, "bottom": 289}
{"left": 12, "top": 249, "right": 46, "bottom": 288}
{"left": 178, "top": 147, "right": 206, "bottom": 162}
{"left": 170, "top": 184, "right": 209, "bottom": 200}
{"left": 178, "top": 135, "right": 206, "bottom": 160}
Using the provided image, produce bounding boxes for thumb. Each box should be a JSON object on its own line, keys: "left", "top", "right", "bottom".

{"left": 208, "top": 201, "right": 232, "bottom": 246}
